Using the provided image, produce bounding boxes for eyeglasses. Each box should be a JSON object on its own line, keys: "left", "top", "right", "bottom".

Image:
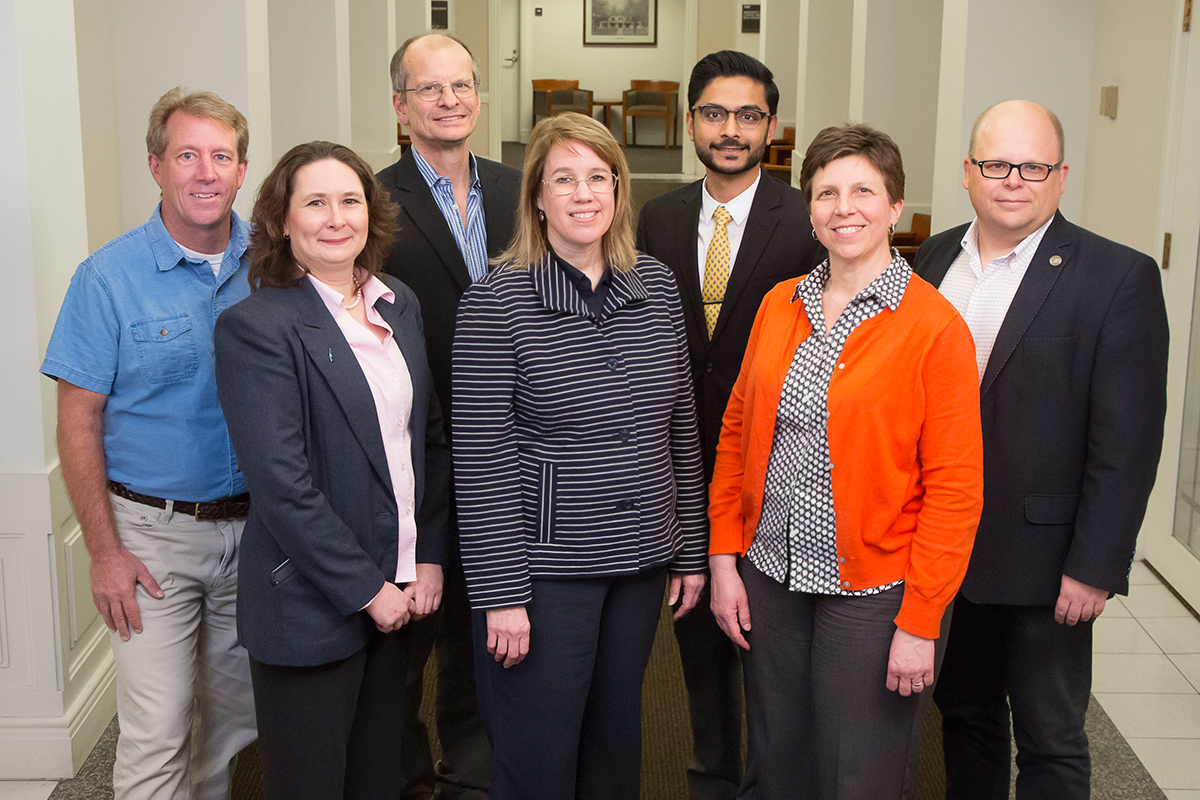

{"left": 541, "top": 174, "right": 618, "bottom": 196}
{"left": 404, "top": 81, "right": 478, "bottom": 102}
{"left": 691, "top": 104, "right": 770, "bottom": 129}
{"left": 970, "top": 157, "right": 1062, "bottom": 182}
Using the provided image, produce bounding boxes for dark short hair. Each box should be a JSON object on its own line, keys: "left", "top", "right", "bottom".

{"left": 687, "top": 50, "right": 779, "bottom": 116}
{"left": 799, "top": 124, "right": 905, "bottom": 205}
{"left": 248, "top": 141, "right": 398, "bottom": 290}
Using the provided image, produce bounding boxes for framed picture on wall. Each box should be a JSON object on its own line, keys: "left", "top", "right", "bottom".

{"left": 584, "top": 0, "right": 657, "bottom": 47}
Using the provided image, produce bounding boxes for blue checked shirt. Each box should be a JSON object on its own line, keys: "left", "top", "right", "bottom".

{"left": 411, "top": 149, "right": 490, "bottom": 282}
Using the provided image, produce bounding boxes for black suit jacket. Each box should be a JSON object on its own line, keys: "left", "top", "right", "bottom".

{"left": 376, "top": 152, "right": 522, "bottom": 429}
{"left": 215, "top": 277, "right": 451, "bottom": 667}
{"left": 913, "top": 212, "right": 1168, "bottom": 605}
{"left": 636, "top": 172, "right": 825, "bottom": 478}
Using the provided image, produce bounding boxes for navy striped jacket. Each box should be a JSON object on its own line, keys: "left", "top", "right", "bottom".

{"left": 451, "top": 252, "right": 709, "bottom": 610}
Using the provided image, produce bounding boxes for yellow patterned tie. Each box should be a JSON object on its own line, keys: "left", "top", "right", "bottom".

{"left": 701, "top": 206, "right": 733, "bottom": 339}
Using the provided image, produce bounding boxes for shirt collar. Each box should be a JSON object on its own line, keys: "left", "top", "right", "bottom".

{"left": 700, "top": 169, "right": 762, "bottom": 226}
{"left": 146, "top": 203, "right": 250, "bottom": 273}
{"left": 960, "top": 215, "right": 1054, "bottom": 271}
{"left": 308, "top": 270, "right": 395, "bottom": 318}
{"left": 791, "top": 250, "right": 911, "bottom": 312}
{"left": 411, "top": 147, "right": 481, "bottom": 190}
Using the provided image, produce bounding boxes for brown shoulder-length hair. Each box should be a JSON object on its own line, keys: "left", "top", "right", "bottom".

{"left": 495, "top": 112, "right": 636, "bottom": 273}
{"left": 799, "top": 124, "right": 905, "bottom": 206}
{"left": 248, "top": 141, "right": 399, "bottom": 290}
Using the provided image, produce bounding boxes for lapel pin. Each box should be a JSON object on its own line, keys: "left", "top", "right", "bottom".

{"left": 329, "top": 348, "right": 334, "bottom": 362}
{"left": 1049, "top": 255, "right": 1063, "bottom": 266}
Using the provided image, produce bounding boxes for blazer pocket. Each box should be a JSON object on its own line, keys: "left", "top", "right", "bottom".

{"left": 536, "top": 461, "right": 556, "bottom": 544}
{"left": 1024, "top": 494, "right": 1079, "bottom": 525}
{"left": 269, "top": 558, "right": 297, "bottom": 587}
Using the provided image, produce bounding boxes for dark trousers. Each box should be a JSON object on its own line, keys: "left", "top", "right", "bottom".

{"left": 934, "top": 596, "right": 1093, "bottom": 800}
{"left": 250, "top": 627, "right": 408, "bottom": 800}
{"left": 474, "top": 568, "right": 667, "bottom": 800}
{"left": 674, "top": 601, "right": 745, "bottom": 800}
{"left": 740, "top": 559, "right": 946, "bottom": 800}
{"left": 399, "top": 542, "right": 491, "bottom": 800}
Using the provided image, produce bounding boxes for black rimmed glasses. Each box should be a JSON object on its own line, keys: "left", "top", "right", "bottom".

{"left": 970, "top": 157, "right": 1062, "bottom": 181}
{"left": 691, "top": 104, "right": 770, "bottom": 129}
{"left": 541, "top": 174, "right": 619, "bottom": 196}
{"left": 405, "top": 81, "right": 479, "bottom": 102}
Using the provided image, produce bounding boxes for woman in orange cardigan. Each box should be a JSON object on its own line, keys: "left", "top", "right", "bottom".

{"left": 708, "top": 125, "right": 983, "bottom": 800}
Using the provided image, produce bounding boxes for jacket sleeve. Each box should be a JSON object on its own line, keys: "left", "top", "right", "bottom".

{"left": 661, "top": 266, "right": 709, "bottom": 573}
{"left": 1066, "top": 252, "right": 1169, "bottom": 593}
{"left": 451, "top": 280, "right": 531, "bottom": 609}
{"left": 215, "top": 301, "right": 386, "bottom": 616}
{"left": 896, "top": 313, "right": 984, "bottom": 639}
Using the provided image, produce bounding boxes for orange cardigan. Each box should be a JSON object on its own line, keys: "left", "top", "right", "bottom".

{"left": 709, "top": 274, "right": 984, "bottom": 638}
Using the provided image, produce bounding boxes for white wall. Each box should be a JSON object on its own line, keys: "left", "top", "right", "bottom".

{"left": 268, "top": 0, "right": 346, "bottom": 163}
{"left": 800, "top": 0, "right": 852, "bottom": 148}
{"left": 944, "top": 0, "right": 1096, "bottom": 227}
{"left": 523, "top": 0, "right": 687, "bottom": 142}
{"left": 862, "top": 0, "right": 941, "bottom": 229}
{"left": 1080, "top": 0, "right": 1175, "bottom": 258}
{"left": 762, "top": 0, "right": 799, "bottom": 127}
{"left": 111, "top": 0, "right": 261, "bottom": 227}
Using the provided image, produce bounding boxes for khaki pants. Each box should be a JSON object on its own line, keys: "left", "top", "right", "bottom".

{"left": 108, "top": 492, "right": 257, "bottom": 800}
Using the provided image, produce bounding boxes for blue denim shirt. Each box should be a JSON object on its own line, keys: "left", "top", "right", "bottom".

{"left": 41, "top": 205, "right": 251, "bottom": 500}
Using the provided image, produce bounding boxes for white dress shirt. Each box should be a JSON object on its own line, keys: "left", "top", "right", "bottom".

{"left": 696, "top": 169, "right": 762, "bottom": 285}
{"left": 938, "top": 217, "right": 1053, "bottom": 381}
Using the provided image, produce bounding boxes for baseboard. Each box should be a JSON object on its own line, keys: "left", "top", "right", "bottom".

{"left": 0, "top": 657, "right": 116, "bottom": 780}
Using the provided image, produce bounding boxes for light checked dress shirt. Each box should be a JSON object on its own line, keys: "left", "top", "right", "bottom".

{"left": 938, "top": 216, "right": 1053, "bottom": 381}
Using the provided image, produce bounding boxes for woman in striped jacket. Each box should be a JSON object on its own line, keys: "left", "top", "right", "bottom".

{"left": 451, "top": 112, "right": 708, "bottom": 800}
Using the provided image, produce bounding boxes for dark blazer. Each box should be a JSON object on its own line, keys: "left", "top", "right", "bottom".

{"left": 450, "top": 254, "right": 709, "bottom": 610}
{"left": 214, "top": 276, "right": 451, "bottom": 667}
{"left": 913, "top": 212, "right": 1168, "bottom": 605}
{"left": 376, "top": 152, "right": 522, "bottom": 428}
{"left": 636, "top": 172, "right": 825, "bottom": 478}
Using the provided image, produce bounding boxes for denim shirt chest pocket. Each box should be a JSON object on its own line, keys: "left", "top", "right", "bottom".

{"left": 130, "top": 314, "right": 200, "bottom": 385}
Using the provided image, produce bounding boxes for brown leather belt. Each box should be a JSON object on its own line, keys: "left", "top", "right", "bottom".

{"left": 107, "top": 480, "right": 250, "bottom": 521}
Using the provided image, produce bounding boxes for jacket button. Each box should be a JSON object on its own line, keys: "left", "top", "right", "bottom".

{"left": 706, "top": 362, "right": 714, "bottom": 373}
{"left": 607, "top": 357, "right": 619, "bottom": 370}
{"left": 843, "top": 581, "right": 851, "bottom": 588}
{"left": 838, "top": 556, "right": 845, "bottom": 564}
{"left": 620, "top": 499, "right": 635, "bottom": 510}
{"left": 619, "top": 428, "right": 632, "bottom": 442}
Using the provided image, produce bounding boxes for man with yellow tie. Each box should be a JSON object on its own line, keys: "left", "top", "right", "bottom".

{"left": 636, "top": 50, "right": 825, "bottom": 800}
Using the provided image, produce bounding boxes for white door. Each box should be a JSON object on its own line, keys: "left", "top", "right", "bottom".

{"left": 499, "top": 0, "right": 520, "bottom": 141}
{"left": 1143, "top": 21, "right": 1200, "bottom": 610}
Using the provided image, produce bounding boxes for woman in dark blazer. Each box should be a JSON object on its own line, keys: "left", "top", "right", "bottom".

{"left": 451, "top": 112, "right": 708, "bottom": 800}
{"left": 214, "top": 141, "right": 449, "bottom": 800}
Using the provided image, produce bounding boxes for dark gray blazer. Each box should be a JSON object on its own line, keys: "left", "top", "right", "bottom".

{"left": 913, "top": 212, "right": 1168, "bottom": 605}
{"left": 451, "top": 254, "right": 709, "bottom": 611}
{"left": 215, "top": 276, "right": 450, "bottom": 667}
{"left": 636, "top": 172, "right": 824, "bottom": 479}
{"left": 376, "top": 152, "right": 522, "bottom": 432}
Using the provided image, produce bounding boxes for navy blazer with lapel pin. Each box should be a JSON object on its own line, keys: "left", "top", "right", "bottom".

{"left": 215, "top": 275, "right": 450, "bottom": 667}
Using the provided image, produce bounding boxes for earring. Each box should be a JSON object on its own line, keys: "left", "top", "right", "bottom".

{"left": 538, "top": 210, "right": 545, "bottom": 221}
{"left": 888, "top": 223, "right": 896, "bottom": 236}
{"left": 810, "top": 228, "right": 817, "bottom": 241}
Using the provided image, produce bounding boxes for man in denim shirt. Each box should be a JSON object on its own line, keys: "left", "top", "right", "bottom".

{"left": 40, "top": 88, "right": 256, "bottom": 800}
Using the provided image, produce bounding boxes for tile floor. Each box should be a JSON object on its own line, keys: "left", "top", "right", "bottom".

{"left": 1, "top": 560, "right": 1197, "bottom": 800}
{"left": 1094, "top": 560, "right": 1200, "bottom": 800}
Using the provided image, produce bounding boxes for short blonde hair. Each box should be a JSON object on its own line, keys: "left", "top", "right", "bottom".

{"left": 147, "top": 87, "right": 249, "bottom": 163}
{"left": 495, "top": 112, "right": 636, "bottom": 272}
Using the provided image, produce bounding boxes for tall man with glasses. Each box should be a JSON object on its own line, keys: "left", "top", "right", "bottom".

{"left": 913, "top": 99, "right": 1169, "bottom": 800}
{"left": 377, "top": 32, "right": 521, "bottom": 800}
{"left": 637, "top": 50, "right": 824, "bottom": 800}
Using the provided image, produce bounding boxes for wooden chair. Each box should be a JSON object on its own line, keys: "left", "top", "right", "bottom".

{"left": 397, "top": 125, "right": 411, "bottom": 155}
{"left": 893, "top": 213, "right": 931, "bottom": 265}
{"left": 622, "top": 80, "right": 679, "bottom": 149}
{"left": 532, "top": 79, "right": 594, "bottom": 128}
{"left": 767, "top": 126, "right": 796, "bottom": 166}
